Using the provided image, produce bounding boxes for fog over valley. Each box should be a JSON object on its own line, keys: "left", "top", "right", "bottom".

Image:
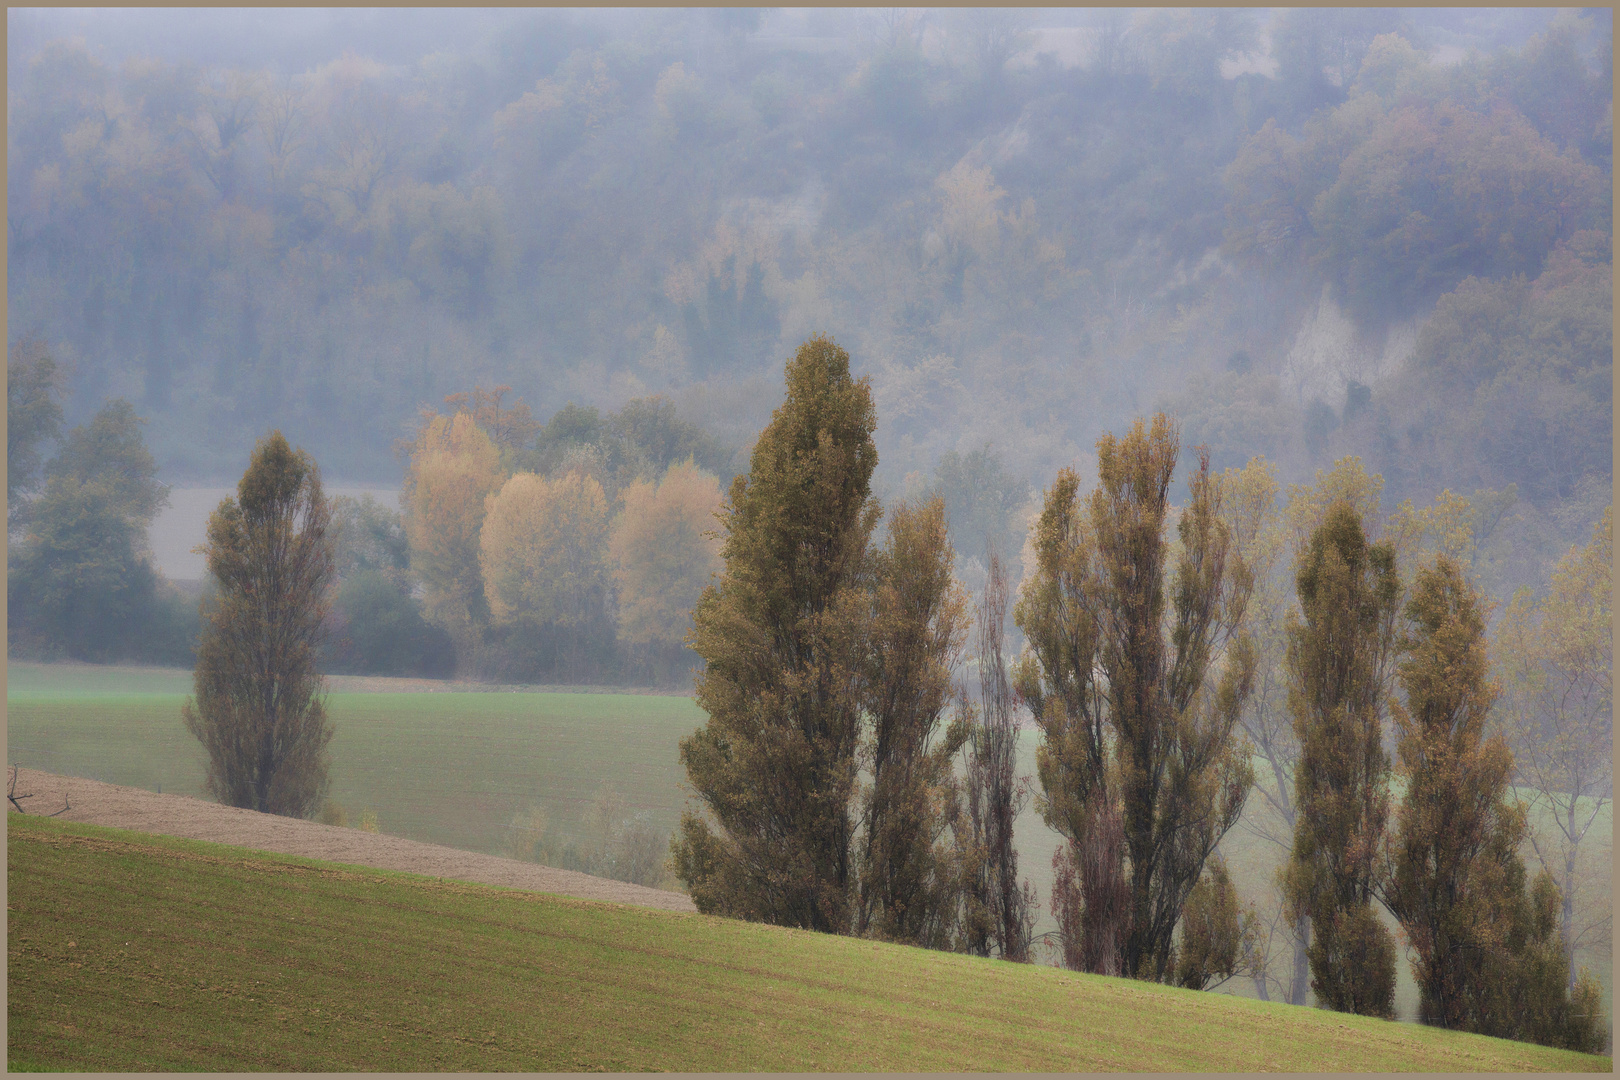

{"left": 10, "top": 11, "right": 1609, "bottom": 525}
{"left": 6, "top": 6, "right": 1612, "bottom": 1049}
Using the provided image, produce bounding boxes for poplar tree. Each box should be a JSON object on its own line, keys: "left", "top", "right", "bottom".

{"left": 1384, "top": 556, "right": 1516, "bottom": 1031}
{"left": 1015, "top": 415, "right": 1255, "bottom": 981}
{"left": 1280, "top": 500, "right": 1400, "bottom": 1017}
{"left": 183, "top": 432, "right": 335, "bottom": 818}
{"left": 674, "top": 335, "right": 879, "bottom": 932}
{"left": 1493, "top": 507, "right": 1612, "bottom": 988}
{"left": 1382, "top": 557, "right": 1603, "bottom": 1051}
{"left": 959, "top": 550, "right": 1036, "bottom": 961}
{"left": 855, "top": 496, "right": 970, "bottom": 947}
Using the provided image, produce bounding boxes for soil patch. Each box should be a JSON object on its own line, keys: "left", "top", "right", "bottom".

{"left": 5, "top": 767, "right": 695, "bottom": 913}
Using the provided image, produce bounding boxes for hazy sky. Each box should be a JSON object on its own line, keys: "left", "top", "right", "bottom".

{"left": 9, "top": 8, "right": 534, "bottom": 75}
{"left": 8, "top": 6, "right": 1571, "bottom": 85}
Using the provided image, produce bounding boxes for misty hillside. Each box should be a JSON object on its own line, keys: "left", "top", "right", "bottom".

{"left": 7, "top": 7, "right": 1612, "bottom": 599}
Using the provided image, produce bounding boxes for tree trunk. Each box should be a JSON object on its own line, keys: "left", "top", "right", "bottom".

{"left": 1291, "top": 915, "right": 1311, "bottom": 1006}
{"left": 1562, "top": 850, "right": 1577, "bottom": 995}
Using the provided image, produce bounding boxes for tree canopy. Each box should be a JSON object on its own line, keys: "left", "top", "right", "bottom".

{"left": 183, "top": 431, "right": 335, "bottom": 818}
{"left": 676, "top": 334, "right": 879, "bottom": 932}
{"left": 1014, "top": 415, "right": 1256, "bottom": 982}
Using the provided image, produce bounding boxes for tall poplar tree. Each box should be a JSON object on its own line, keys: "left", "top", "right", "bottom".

{"left": 1280, "top": 500, "right": 1400, "bottom": 1017}
{"left": 1015, "top": 415, "right": 1255, "bottom": 981}
{"left": 959, "top": 550, "right": 1037, "bottom": 961}
{"left": 674, "top": 335, "right": 879, "bottom": 932}
{"left": 1382, "top": 557, "right": 1603, "bottom": 1051}
{"left": 1384, "top": 556, "right": 1516, "bottom": 1031}
{"left": 183, "top": 432, "right": 335, "bottom": 818}
{"left": 855, "top": 496, "right": 970, "bottom": 947}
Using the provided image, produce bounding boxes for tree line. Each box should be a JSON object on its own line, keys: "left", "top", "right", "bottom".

{"left": 672, "top": 335, "right": 1607, "bottom": 1052}
{"left": 394, "top": 386, "right": 733, "bottom": 685}
{"left": 6, "top": 333, "right": 737, "bottom": 686}
{"left": 7, "top": 339, "right": 195, "bottom": 664}
{"left": 7, "top": 331, "right": 1028, "bottom": 689}
{"left": 308, "top": 380, "right": 1030, "bottom": 688}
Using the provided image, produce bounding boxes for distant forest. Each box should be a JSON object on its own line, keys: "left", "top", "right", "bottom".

{"left": 7, "top": 7, "right": 1612, "bottom": 603}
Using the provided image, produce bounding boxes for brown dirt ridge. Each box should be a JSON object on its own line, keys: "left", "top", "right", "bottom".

{"left": 5, "top": 767, "right": 696, "bottom": 913}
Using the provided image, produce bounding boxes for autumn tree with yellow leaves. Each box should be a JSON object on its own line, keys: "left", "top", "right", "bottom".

{"left": 481, "top": 469, "right": 611, "bottom": 681}
{"left": 607, "top": 459, "right": 723, "bottom": 682}
{"left": 402, "top": 411, "right": 505, "bottom": 674}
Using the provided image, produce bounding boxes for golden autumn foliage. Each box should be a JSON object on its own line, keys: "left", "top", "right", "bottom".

{"left": 442, "top": 385, "right": 539, "bottom": 454}
{"left": 1283, "top": 457, "right": 1384, "bottom": 558}
{"left": 402, "top": 412, "right": 504, "bottom": 670}
{"left": 480, "top": 469, "right": 610, "bottom": 630}
{"left": 606, "top": 459, "right": 723, "bottom": 649}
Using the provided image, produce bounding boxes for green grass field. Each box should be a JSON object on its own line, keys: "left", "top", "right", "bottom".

{"left": 7, "top": 814, "right": 1608, "bottom": 1073}
{"left": 7, "top": 659, "right": 1610, "bottom": 1026}
{"left": 5, "top": 662, "right": 706, "bottom": 857}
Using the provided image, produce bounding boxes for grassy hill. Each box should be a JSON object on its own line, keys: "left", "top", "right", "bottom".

{"left": 8, "top": 659, "right": 1612, "bottom": 1022}
{"left": 7, "top": 815, "right": 1609, "bottom": 1072}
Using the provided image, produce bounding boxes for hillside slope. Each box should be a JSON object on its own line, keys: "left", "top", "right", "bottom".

{"left": 3, "top": 767, "right": 694, "bottom": 912}
{"left": 7, "top": 815, "right": 1609, "bottom": 1072}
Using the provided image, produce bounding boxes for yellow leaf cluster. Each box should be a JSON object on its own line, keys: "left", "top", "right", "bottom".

{"left": 1387, "top": 488, "right": 1478, "bottom": 577}
{"left": 607, "top": 459, "right": 722, "bottom": 647}
{"left": 403, "top": 412, "right": 504, "bottom": 637}
{"left": 1284, "top": 456, "right": 1384, "bottom": 558}
{"left": 480, "top": 470, "right": 610, "bottom": 629}
{"left": 1493, "top": 506, "right": 1612, "bottom": 803}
